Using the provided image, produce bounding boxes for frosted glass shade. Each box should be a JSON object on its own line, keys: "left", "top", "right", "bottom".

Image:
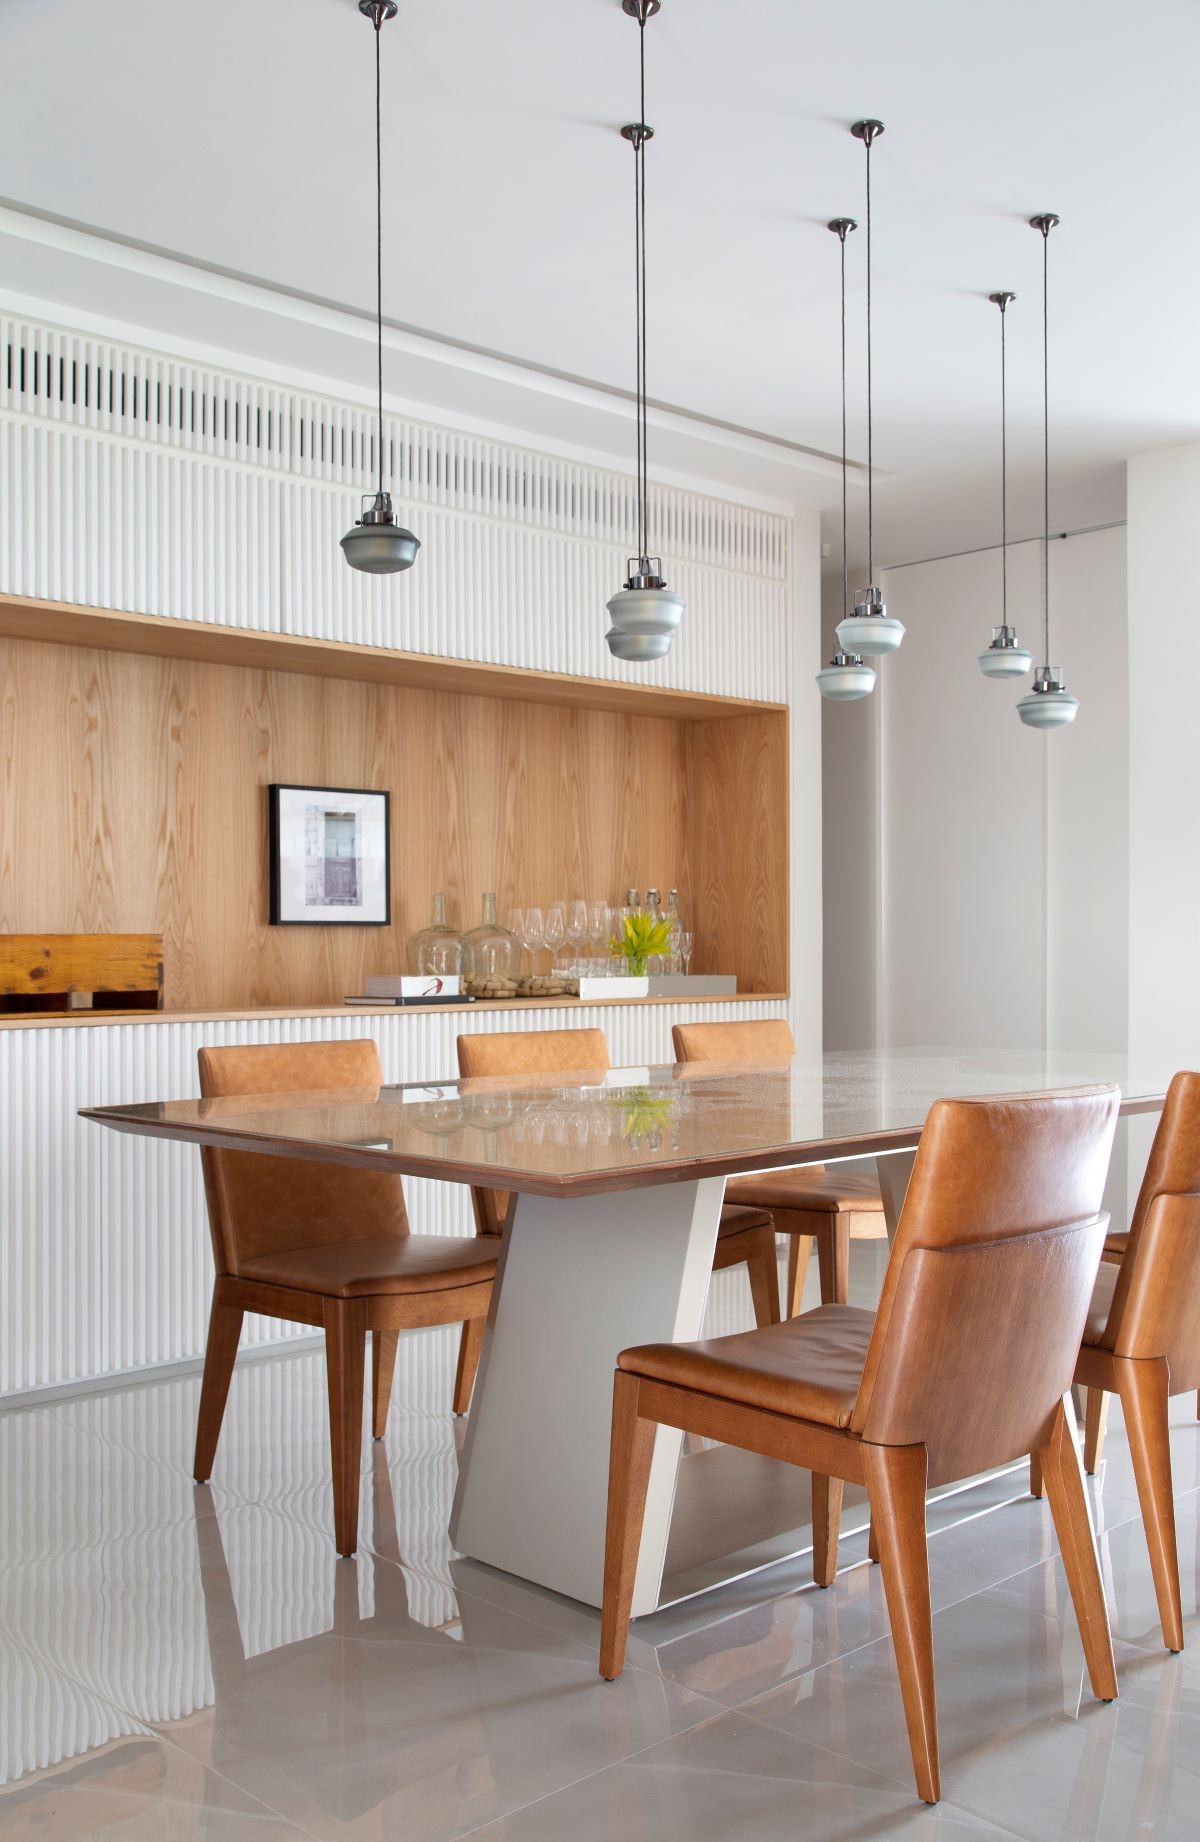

{"left": 606, "top": 584, "right": 685, "bottom": 638}
{"left": 978, "top": 641, "right": 1034, "bottom": 678}
{"left": 605, "top": 626, "right": 673, "bottom": 661}
{"left": 816, "top": 656, "right": 876, "bottom": 701}
{"left": 1017, "top": 687, "right": 1079, "bottom": 728}
{"left": 836, "top": 612, "right": 906, "bottom": 656}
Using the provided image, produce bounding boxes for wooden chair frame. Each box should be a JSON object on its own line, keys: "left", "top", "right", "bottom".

{"left": 600, "top": 1087, "right": 1122, "bottom": 1806}
{"left": 601, "top": 1376, "right": 1113, "bottom": 1806}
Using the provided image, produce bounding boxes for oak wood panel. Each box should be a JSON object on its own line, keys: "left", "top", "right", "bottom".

{"left": 0, "top": 595, "right": 783, "bottom": 722}
{"left": 687, "top": 711, "right": 790, "bottom": 994}
{"left": 0, "top": 633, "right": 785, "bottom": 1010}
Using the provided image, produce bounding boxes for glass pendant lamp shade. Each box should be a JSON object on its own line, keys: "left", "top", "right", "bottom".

{"left": 1017, "top": 667, "right": 1079, "bottom": 728}
{"left": 341, "top": 1, "right": 420, "bottom": 578}
{"left": 978, "top": 625, "right": 1034, "bottom": 677}
{"left": 606, "top": 561, "right": 684, "bottom": 661}
{"left": 606, "top": 3, "right": 684, "bottom": 664}
{"left": 837, "top": 585, "right": 905, "bottom": 657}
{"left": 816, "top": 652, "right": 876, "bottom": 701}
{"left": 341, "top": 492, "right": 420, "bottom": 574}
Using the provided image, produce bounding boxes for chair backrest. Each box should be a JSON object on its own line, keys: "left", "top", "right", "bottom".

{"left": 1100, "top": 1071, "right": 1200, "bottom": 1371}
{"left": 672, "top": 1019, "right": 796, "bottom": 1064}
{"left": 850, "top": 1085, "right": 1119, "bottom": 1485}
{"left": 197, "top": 1040, "right": 409, "bottom": 1276}
{"left": 456, "top": 1029, "right": 611, "bottom": 1232}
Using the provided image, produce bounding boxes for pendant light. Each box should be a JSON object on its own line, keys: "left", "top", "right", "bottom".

{"left": 978, "top": 291, "right": 1034, "bottom": 678}
{"left": 817, "top": 217, "right": 876, "bottom": 701}
{"left": 836, "top": 120, "right": 905, "bottom": 659}
{"left": 1017, "top": 213, "right": 1078, "bottom": 728}
{"left": 340, "top": 1, "right": 420, "bottom": 576}
{"left": 605, "top": 0, "right": 685, "bottom": 664}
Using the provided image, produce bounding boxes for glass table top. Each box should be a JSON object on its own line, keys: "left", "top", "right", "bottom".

{"left": 81, "top": 1048, "right": 1167, "bottom": 1198}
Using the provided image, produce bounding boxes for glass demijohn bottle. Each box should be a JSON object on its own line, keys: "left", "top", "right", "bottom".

{"left": 406, "top": 892, "right": 462, "bottom": 977}
{"left": 461, "top": 892, "right": 518, "bottom": 981}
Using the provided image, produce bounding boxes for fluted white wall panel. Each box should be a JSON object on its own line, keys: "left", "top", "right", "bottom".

{"left": 0, "top": 314, "right": 790, "bottom": 700}
{"left": 0, "top": 998, "right": 786, "bottom": 1398}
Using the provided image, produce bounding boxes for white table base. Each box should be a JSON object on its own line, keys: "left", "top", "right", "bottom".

{"left": 450, "top": 1175, "right": 727, "bottom": 1615}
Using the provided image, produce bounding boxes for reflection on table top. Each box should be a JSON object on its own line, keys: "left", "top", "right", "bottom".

{"left": 80, "top": 1048, "right": 1166, "bottom": 1199}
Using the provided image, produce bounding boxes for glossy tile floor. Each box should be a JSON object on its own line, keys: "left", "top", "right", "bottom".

{"left": 2, "top": 1253, "right": 1199, "bottom": 1840}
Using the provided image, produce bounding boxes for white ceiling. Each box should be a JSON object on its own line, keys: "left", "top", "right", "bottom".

{"left": 2, "top": 0, "right": 1198, "bottom": 565}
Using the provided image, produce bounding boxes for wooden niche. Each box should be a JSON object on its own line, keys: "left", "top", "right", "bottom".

{"left": 0, "top": 608, "right": 789, "bottom": 1012}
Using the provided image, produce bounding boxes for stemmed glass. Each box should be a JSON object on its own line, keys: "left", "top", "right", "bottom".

{"left": 521, "top": 906, "right": 545, "bottom": 974}
{"left": 680, "top": 929, "right": 695, "bottom": 976}
{"left": 543, "top": 901, "right": 566, "bottom": 971}
{"left": 506, "top": 907, "right": 525, "bottom": 967}
{"left": 564, "top": 899, "right": 588, "bottom": 973}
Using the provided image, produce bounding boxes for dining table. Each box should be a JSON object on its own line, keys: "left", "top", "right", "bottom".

{"left": 82, "top": 1047, "right": 1167, "bottom": 1617}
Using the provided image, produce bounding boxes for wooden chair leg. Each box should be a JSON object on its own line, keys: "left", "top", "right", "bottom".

{"left": 816, "top": 1216, "right": 850, "bottom": 1306}
{"left": 371, "top": 1329, "right": 400, "bottom": 1440}
{"left": 193, "top": 1287, "right": 244, "bottom": 1483}
{"left": 812, "top": 1473, "right": 844, "bottom": 1587}
{"left": 1118, "top": 1357, "right": 1183, "bottom": 1652}
{"left": 746, "top": 1227, "right": 781, "bottom": 1328}
{"left": 784, "top": 1233, "right": 813, "bottom": 1318}
{"left": 863, "top": 1442, "right": 939, "bottom": 1806}
{"left": 867, "top": 1519, "right": 879, "bottom": 1563}
{"left": 1029, "top": 1453, "right": 1044, "bottom": 1498}
{"left": 599, "top": 1371, "right": 657, "bottom": 1681}
{"left": 323, "top": 1297, "right": 368, "bottom": 1558}
{"left": 453, "top": 1316, "right": 485, "bottom": 1416}
{"left": 1036, "top": 1395, "right": 1119, "bottom": 1698}
{"left": 1083, "top": 1387, "right": 1110, "bottom": 1475}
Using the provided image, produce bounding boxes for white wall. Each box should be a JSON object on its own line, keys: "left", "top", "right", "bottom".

{"left": 1126, "top": 442, "right": 1200, "bottom": 1186}
{"left": 820, "top": 571, "right": 879, "bottom": 1050}
{"left": 822, "top": 525, "right": 1128, "bottom": 1059}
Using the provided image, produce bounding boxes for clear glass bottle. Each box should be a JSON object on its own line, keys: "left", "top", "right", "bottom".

{"left": 646, "top": 888, "right": 664, "bottom": 975}
{"left": 406, "top": 892, "right": 462, "bottom": 977}
{"left": 461, "top": 892, "right": 518, "bottom": 983}
{"left": 666, "top": 889, "right": 684, "bottom": 974}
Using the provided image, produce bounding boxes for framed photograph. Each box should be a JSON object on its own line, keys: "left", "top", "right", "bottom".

{"left": 268, "top": 784, "right": 391, "bottom": 926}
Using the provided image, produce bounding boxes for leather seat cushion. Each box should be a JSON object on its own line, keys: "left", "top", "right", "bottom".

{"left": 239, "top": 1235, "right": 498, "bottom": 1299}
{"left": 718, "top": 1203, "right": 773, "bottom": 1237}
{"left": 619, "top": 1303, "right": 875, "bottom": 1427}
{"left": 1084, "top": 1260, "right": 1119, "bottom": 1347}
{"left": 726, "top": 1167, "right": 884, "bottom": 1216}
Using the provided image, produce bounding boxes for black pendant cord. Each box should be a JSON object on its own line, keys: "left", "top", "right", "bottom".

{"left": 1000, "top": 299, "right": 1008, "bottom": 624}
{"left": 635, "top": 8, "right": 649, "bottom": 567}
{"left": 374, "top": 6, "right": 385, "bottom": 502}
{"left": 840, "top": 231, "right": 849, "bottom": 622}
{"left": 865, "top": 133, "right": 874, "bottom": 587}
{"left": 1041, "top": 226, "right": 1050, "bottom": 665}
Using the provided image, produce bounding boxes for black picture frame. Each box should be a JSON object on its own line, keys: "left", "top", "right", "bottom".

{"left": 268, "top": 783, "right": 391, "bottom": 926}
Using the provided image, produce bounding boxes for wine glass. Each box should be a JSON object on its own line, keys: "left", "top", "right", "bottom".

{"left": 565, "top": 899, "right": 588, "bottom": 972}
{"left": 521, "top": 906, "right": 545, "bottom": 973}
{"left": 680, "top": 929, "right": 695, "bottom": 976}
{"left": 587, "top": 899, "right": 609, "bottom": 951}
{"left": 506, "top": 906, "right": 525, "bottom": 966}
{"left": 543, "top": 901, "right": 566, "bottom": 971}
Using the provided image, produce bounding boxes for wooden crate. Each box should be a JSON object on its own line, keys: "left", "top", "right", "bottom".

{"left": 0, "top": 934, "right": 164, "bottom": 1016}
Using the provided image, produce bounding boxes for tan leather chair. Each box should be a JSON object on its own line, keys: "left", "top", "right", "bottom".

{"left": 672, "top": 1019, "right": 887, "bottom": 1314}
{"left": 457, "top": 1028, "right": 781, "bottom": 1326}
{"left": 600, "top": 1084, "right": 1120, "bottom": 1806}
{"left": 193, "top": 1040, "right": 497, "bottom": 1555}
{"left": 1030, "top": 1069, "right": 1200, "bottom": 1652}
